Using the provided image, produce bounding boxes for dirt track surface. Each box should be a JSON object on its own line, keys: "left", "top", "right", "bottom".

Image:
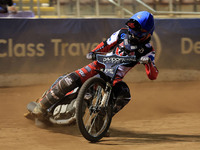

{"left": 0, "top": 81, "right": 200, "bottom": 150}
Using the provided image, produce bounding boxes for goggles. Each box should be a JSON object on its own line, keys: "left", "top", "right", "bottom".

{"left": 128, "top": 28, "right": 148, "bottom": 38}
{"left": 126, "top": 19, "right": 148, "bottom": 38}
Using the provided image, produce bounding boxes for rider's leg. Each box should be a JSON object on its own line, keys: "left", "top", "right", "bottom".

{"left": 112, "top": 81, "right": 131, "bottom": 116}
{"left": 37, "top": 75, "right": 66, "bottom": 101}
{"left": 32, "top": 72, "right": 82, "bottom": 116}
{"left": 32, "top": 61, "right": 103, "bottom": 117}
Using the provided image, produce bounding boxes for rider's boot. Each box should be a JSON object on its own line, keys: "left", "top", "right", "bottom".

{"left": 32, "top": 72, "right": 82, "bottom": 118}
{"left": 32, "top": 102, "right": 46, "bottom": 118}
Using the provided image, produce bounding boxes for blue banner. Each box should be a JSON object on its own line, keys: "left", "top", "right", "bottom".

{"left": 0, "top": 18, "right": 199, "bottom": 74}
{"left": 154, "top": 18, "right": 200, "bottom": 70}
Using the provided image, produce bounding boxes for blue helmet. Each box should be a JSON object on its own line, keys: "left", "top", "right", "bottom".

{"left": 126, "top": 11, "right": 155, "bottom": 41}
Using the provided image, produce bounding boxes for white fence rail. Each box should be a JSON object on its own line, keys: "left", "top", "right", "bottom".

{"left": 15, "top": 0, "right": 200, "bottom": 18}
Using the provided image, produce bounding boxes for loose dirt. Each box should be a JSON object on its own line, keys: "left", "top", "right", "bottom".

{"left": 0, "top": 81, "right": 200, "bottom": 150}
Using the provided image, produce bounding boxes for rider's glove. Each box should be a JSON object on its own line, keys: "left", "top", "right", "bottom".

{"left": 86, "top": 52, "right": 95, "bottom": 60}
{"left": 139, "top": 56, "right": 151, "bottom": 64}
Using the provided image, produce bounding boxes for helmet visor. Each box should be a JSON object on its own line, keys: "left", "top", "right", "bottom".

{"left": 126, "top": 19, "right": 141, "bottom": 31}
{"left": 128, "top": 28, "right": 148, "bottom": 38}
{"left": 126, "top": 19, "right": 148, "bottom": 39}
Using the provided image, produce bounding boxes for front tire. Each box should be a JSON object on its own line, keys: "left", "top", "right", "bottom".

{"left": 76, "top": 77, "right": 112, "bottom": 142}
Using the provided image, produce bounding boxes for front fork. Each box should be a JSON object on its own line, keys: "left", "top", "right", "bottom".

{"left": 88, "top": 82, "right": 112, "bottom": 131}
{"left": 100, "top": 82, "right": 112, "bottom": 108}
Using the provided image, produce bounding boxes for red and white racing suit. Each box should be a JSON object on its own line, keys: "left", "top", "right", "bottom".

{"left": 75, "top": 28, "right": 158, "bottom": 84}
{"left": 39, "top": 28, "right": 159, "bottom": 114}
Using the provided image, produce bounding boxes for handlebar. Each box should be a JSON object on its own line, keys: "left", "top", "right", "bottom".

{"left": 95, "top": 54, "right": 137, "bottom": 66}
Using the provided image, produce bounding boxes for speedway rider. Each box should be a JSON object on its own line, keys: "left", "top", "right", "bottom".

{"left": 31, "top": 11, "right": 159, "bottom": 118}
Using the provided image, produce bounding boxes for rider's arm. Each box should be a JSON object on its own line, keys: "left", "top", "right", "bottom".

{"left": 145, "top": 61, "right": 159, "bottom": 80}
{"left": 143, "top": 46, "right": 159, "bottom": 80}
{"left": 91, "top": 30, "right": 120, "bottom": 53}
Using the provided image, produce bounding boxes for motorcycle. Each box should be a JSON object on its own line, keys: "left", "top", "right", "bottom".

{"left": 25, "top": 46, "right": 137, "bottom": 142}
{"left": 75, "top": 53, "right": 136, "bottom": 142}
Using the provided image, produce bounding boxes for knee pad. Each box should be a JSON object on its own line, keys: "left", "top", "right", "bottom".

{"left": 40, "top": 72, "right": 81, "bottom": 109}
{"left": 59, "top": 72, "right": 82, "bottom": 94}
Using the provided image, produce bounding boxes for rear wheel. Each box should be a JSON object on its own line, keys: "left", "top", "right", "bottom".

{"left": 76, "top": 77, "right": 112, "bottom": 142}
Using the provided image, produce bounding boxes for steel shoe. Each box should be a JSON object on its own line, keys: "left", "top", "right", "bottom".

{"left": 32, "top": 103, "right": 46, "bottom": 119}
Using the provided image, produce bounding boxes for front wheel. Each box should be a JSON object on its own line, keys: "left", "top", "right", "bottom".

{"left": 76, "top": 77, "right": 113, "bottom": 142}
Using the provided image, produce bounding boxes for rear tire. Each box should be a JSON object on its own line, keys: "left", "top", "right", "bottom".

{"left": 76, "top": 77, "right": 112, "bottom": 142}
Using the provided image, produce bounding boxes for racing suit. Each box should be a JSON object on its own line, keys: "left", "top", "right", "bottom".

{"left": 38, "top": 27, "right": 159, "bottom": 115}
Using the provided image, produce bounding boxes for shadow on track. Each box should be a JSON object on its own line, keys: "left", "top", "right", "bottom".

{"left": 98, "top": 128, "right": 200, "bottom": 145}
{"left": 35, "top": 121, "right": 200, "bottom": 145}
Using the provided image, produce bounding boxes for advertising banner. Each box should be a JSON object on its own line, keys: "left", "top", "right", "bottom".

{"left": 154, "top": 18, "right": 200, "bottom": 70}
{"left": 0, "top": 18, "right": 199, "bottom": 74}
